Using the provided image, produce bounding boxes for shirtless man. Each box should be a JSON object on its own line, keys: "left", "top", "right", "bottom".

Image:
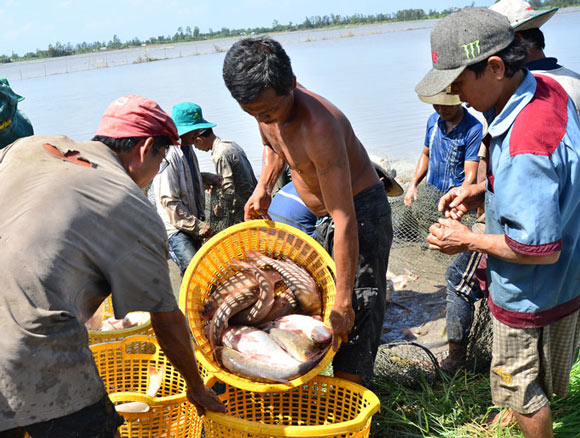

{"left": 223, "top": 37, "right": 393, "bottom": 383}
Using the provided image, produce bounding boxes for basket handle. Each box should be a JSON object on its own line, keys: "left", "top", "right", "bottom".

{"left": 110, "top": 392, "right": 154, "bottom": 414}
{"left": 120, "top": 335, "right": 160, "bottom": 360}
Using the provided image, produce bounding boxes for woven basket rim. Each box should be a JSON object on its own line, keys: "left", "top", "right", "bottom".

{"left": 204, "top": 375, "right": 380, "bottom": 437}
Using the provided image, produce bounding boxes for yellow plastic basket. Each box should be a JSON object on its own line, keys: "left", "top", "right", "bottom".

{"left": 90, "top": 335, "right": 204, "bottom": 438}
{"left": 203, "top": 375, "right": 380, "bottom": 437}
{"left": 88, "top": 295, "right": 154, "bottom": 345}
{"left": 179, "top": 219, "right": 337, "bottom": 393}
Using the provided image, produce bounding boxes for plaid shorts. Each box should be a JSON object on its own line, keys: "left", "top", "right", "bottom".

{"left": 490, "top": 311, "right": 580, "bottom": 414}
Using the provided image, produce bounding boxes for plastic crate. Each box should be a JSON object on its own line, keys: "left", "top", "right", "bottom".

{"left": 90, "top": 335, "right": 203, "bottom": 438}
{"left": 88, "top": 295, "right": 154, "bottom": 345}
{"left": 203, "top": 375, "right": 380, "bottom": 437}
{"left": 179, "top": 219, "right": 337, "bottom": 393}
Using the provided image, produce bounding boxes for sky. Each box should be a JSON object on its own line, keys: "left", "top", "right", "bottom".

{"left": 0, "top": 0, "right": 495, "bottom": 57}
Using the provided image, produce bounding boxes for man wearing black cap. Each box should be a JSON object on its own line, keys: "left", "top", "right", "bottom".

{"left": 418, "top": 8, "right": 580, "bottom": 437}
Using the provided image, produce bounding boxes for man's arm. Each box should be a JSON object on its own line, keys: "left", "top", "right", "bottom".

{"left": 427, "top": 218, "right": 560, "bottom": 264}
{"left": 244, "top": 143, "right": 285, "bottom": 220}
{"left": 201, "top": 172, "right": 223, "bottom": 190}
{"left": 308, "top": 126, "right": 358, "bottom": 351}
{"left": 404, "top": 146, "right": 429, "bottom": 206}
{"left": 156, "top": 162, "right": 210, "bottom": 238}
{"left": 150, "top": 309, "right": 225, "bottom": 415}
{"left": 461, "top": 160, "right": 479, "bottom": 186}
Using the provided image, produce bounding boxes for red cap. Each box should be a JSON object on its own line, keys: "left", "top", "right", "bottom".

{"left": 95, "top": 95, "right": 179, "bottom": 144}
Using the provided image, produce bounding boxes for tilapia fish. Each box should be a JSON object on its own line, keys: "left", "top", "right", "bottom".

{"left": 215, "top": 347, "right": 320, "bottom": 383}
{"left": 268, "top": 328, "right": 329, "bottom": 363}
{"left": 208, "top": 288, "right": 258, "bottom": 349}
{"left": 228, "top": 260, "right": 274, "bottom": 325}
{"left": 263, "top": 314, "right": 333, "bottom": 344}
{"left": 245, "top": 250, "right": 322, "bottom": 315}
{"left": 202, "top": 270, "right": 258, "bottom": 320}
{"left": 221, "top": 326, "right": 301, "bottom": 367}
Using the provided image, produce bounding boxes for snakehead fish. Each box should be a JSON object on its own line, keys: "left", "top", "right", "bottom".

{"left": 262, "top": 288, "right": 297, "bottom": 322}
{"left": 244, "top": 250, "right": 322, "bottom": 315}
{"left": 201, "top": 270, "right": 258, "bottom": 320}
{"left": 208, "top": 288, "right": 258, "bottom": 349}
{"left": 228, "top": 259, "right": 274, "bottom": 325}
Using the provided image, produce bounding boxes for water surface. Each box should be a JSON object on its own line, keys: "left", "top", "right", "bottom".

{"left": 3, "top": 9, "right": 579, "bottom": 175}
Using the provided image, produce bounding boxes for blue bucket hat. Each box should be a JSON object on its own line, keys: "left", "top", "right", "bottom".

{"left": 171, "top": 102, "right": 216, "bottom": 137}
{"left": 0, "top": 78, "right": 33, "bottom": 149}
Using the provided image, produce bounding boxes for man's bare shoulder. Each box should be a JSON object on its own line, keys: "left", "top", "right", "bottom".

{"left": 294, "top": 87, "right": 350, "bottom": 137}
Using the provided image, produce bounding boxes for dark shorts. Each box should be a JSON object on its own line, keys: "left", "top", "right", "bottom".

{"left": 1, "top": 395, "right": 124, "bottom": 438}
{"left": 316, "top": 183, "right": 393, "bottom": 377}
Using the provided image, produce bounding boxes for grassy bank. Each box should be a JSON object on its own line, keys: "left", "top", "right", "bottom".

{"left": 368, "top": 358, "right": 580, "bottom": 437}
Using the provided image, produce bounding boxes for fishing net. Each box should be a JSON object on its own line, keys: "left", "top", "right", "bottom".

{"left": 389, "top": 182, "right": 477, "bottom": 269}
{"left": 373, "top": 341, "right": 440, "bottom": 388}
{"left": 465, "top": 298, "right": 493, "bottom": 372}
{"left": 204, "top": 187, "right": 247, "bottom": 234}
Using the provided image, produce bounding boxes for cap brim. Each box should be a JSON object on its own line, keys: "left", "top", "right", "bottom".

{"left": 514, "top": 8, "right": 558, "bottom": 31}
{"left": 418, "top": 93, "right": 462, "bottom": 106}
{"left": 415, "top": 65, "right": 465, "bottom": 97}
{"left": 177, "top": 121, "right": 217, "bottom": 137}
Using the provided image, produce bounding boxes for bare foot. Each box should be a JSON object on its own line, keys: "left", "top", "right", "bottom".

{"left": 486, "top": 408, "right": 517, "bottom": 427}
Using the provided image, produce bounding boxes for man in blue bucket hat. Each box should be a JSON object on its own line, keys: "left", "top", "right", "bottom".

{"left": 182, "top": 102, "right": 258, "bottom": 226}
{"left": 0, "top": 78, "right": 34, "bottom": 148}
{"left": 150, "top": 102, "right": 221, "bottom": 275}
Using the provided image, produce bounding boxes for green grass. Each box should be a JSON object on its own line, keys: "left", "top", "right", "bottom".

{"left": 368, "top": 359, "right": 580, "bottom": 437}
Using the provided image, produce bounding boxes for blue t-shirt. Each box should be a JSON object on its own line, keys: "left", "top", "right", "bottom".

{"left": 424, "top": 108, "right": 482, "bottom": 193}
{"left": 484, "top": 71, "right": 580, "bottom": 328}
{"left": 268, "top": 182, "right": 317, "bottom": 237}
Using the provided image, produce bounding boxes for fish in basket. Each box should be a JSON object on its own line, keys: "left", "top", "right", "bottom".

{"left": 180, "top": 220, "right": 338, "bottom": 392}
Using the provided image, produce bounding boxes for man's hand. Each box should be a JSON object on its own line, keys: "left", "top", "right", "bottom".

{"left": 427, "top": 218, "right": 471, "bottom": 255}
{"left": 199, "top": 222, "right": 211, "bottom": 239}
{"left": 329, "top": 302, "right": 355, "bottom": 352}
{"left": 404, "top": 184, "right": 418, "bottom": 207}
{"left": 186, "top": 383, "right": 226, "bottom": 416}
{"left": 438, "top": 184, "right": 484, "bottom": 219}
{"left": 244, "top": 186, "right": 272, "bottom": 220}
{"left": 213, "top": 203, "right": 223, "bottom": 218}
{"left": 202, "top": 173, "right": 223, "bottom": 191}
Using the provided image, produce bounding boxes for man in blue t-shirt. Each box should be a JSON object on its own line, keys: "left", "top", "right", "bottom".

{"left": 404, "top": 90, "right": 482, "bottom": 206}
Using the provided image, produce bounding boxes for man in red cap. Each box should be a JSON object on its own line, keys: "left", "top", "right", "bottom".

{"left": 0, "top": 95, "right": 224, "bottom": 438}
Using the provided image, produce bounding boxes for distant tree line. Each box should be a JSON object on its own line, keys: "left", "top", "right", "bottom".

{"left": 1, "top": 1, "right": 578, "bottom": 63}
